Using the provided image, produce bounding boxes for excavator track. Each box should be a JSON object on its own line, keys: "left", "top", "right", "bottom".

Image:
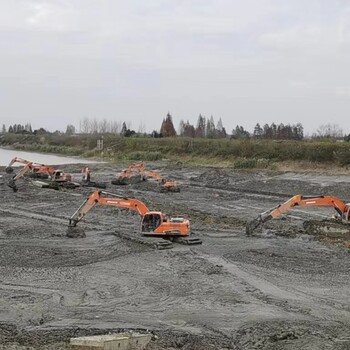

{"left": 160, "top": 186, "right": 181, "bottom": 193}
{"left": 172, "top": 235, "right": 202, "bottom": 245}
{"left": 111, "top": 174, "right": 144, "bottom": 186}
{"left": 114, "top": 230, "right": 173, "bottom": 250}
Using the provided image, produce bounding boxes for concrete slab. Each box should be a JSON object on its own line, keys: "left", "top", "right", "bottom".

{"left": 70, "top": 332, "right": 152, "bottom": 350}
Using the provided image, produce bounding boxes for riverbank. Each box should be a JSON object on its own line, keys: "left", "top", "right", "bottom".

{"left": 0, "top": 147, "right": 102, "bottom": 167}
{"left": 2, "top": 133, "right": 350, "bottom": 175}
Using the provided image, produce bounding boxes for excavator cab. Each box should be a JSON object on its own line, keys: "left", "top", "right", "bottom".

{"left": 141, "top": 212, "right": 162, "bottom": 232}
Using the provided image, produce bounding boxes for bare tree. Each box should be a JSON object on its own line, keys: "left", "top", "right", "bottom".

{"left": 315, "top": 124, "right": 343, "bottom": 139}
{"left": 110, "top": 120, "right": 121, "bottom": 134}
{"left": 98, "top": 119, "right": 109, "bottom": 134}
{"left": 80, "top": 117, "right": 90, "bottom": 134}
{"left": 90, "top": 118, "right": 99, "bottom": 134}
{"left": 138, "top": 121, "right": 146, "bottom": 134}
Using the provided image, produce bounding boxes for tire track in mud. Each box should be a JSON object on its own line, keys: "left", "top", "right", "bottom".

{"left": 190, "top": 182, "right": 295, "bottom": 199}
{"left": 217, "top": 248, "right": 350, "bottom": 322}
{"left": 220, "top": 252, "right": 349, "bottom": 323}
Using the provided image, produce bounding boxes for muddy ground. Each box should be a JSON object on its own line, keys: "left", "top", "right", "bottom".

{"left": 0, "top": 162, "right": 350, "bottom": 349}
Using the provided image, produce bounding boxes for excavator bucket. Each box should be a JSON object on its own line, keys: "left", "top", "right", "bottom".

{"left": 160, "top": 186, "right": 180, "bottom": 193}
{"left": 7, "top": 179, "right": 18, "bottom": 192}
{"left": 246, "top": 216, "right": 263, "bottom": 235}
{"left": 66, "top": 226, "right": 86, "bottom": 238}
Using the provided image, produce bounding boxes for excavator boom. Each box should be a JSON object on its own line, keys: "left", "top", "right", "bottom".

{"left": 69, "top": 190, "right": 149, "bottom": 226}
{"left": 246, "top": 195, "right": 350, "bottom": 234}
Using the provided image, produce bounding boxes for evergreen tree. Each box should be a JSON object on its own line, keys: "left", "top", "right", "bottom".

{"left": 183, "top": 121, "right": 195, "bottom": 138}
{"left": 206, "top": 116, "right": 216, "bottom": 138}
{"left": 216, "top": 118, "right": 226, "bottom": 138}
{"left": 195, "top": 114, "right": 206, "bottom": 137}
{"left": 231, "top": 125, "right": 250, "bottom": 139}
{"left": 120, "top": 122, "right": 127, "bottom": 136}
{"left": 160, "top": 112, "right": 176, "bottom": 137}
{"left": 178, "top": 120, "right": 185, "bottom": 136}
{"left": 253, "top": 123, "right": 263, "bottom": 138}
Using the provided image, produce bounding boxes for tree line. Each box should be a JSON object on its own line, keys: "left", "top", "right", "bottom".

{"left": 1, "top": 115, "right": 348, "bottom": 141}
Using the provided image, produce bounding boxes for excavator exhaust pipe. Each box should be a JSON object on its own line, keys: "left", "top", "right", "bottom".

{"left": 66, "top": 226, "right": 86, "bottom": 238}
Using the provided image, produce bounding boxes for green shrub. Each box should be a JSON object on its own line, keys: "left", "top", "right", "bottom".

{"left": 233, "top": 157, "right": 271, "bottom": 169}
{"left": 333, "top": 149, "right": 350, "bottom": 166}
{"left": 125, "top": 151, "right": 163, "bottom": 161}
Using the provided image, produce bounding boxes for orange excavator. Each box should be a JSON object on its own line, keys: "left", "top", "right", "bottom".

{"left": 111, "top": 161, "right": 146, "bottom": 185}
{"left": 111, "top": 161, "right": 180, "bottom": 192}
{"left": 67, "top": 190, "right": 201, "bottom": 246}
{"left": 143, "top": 170, "right": 180, "bottom": 193}
{"left": 246, "top": 195, "right": 350, "bottom": 234}
{"left": 6, "top": 157, "right": 75, "bottom": 191}
{"left": 80, "top": 167, "right": 106, "bottom": 189}
{"left": 7, "top": 157, "right": 72, "bottom": 181}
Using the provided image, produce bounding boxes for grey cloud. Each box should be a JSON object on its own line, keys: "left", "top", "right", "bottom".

{"left": 0, "top": 0, "right": 350, "bottom": 135}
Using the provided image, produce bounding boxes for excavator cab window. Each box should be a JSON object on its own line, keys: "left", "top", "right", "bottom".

{"left": 142, "top": 214, "right": 162, "bottom": 232}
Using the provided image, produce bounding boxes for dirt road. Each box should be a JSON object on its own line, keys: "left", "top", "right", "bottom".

{"left": 0, "top": 163, "right": 349, "bottom": 349}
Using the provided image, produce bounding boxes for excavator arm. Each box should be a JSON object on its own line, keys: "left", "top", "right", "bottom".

{"left": 143, "top": 170, "right": 161, "bottom": 181}
{"left": 8, "top": 157, "right": 31, "bottom": 167}
{"left": 246, "top": 195, "right": 349, "bottom": 234}
{"left": 68, "top": 190, "right": 150, "bottom": 227}
{"left": 7, "top": 165, "right": 33, "bottom": 192}
{"left": 7, "top": 157, "right": 56, "bottom": 176}
{"left": 122, "top": 161, "right": 145, "bottom": 177}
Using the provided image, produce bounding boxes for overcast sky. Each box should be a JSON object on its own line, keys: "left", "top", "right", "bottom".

{"left": 0, "top": 0, "right": 350, "bottom": 135}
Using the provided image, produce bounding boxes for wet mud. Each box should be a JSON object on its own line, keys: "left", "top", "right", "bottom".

{"left": 0, "top": 163, "right": 350, "bottom": 349}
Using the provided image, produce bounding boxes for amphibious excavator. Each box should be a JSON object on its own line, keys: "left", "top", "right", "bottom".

{"left": 67, "top": 190, "right": 201, "bottom": 247}
{"left": 6, "top": 158, "right": 76, "bottom": 191}
{"left": 80, "top": 167, "right": 106, "bottom": 189}
{"left": 7, "top": 157, "right": 72, "bottom": 181}
{"left": 111, "top": 161, "right": 146, "bottom": 185}
{"left": 246, "top": 195, "right": 350, "bottom": 235}
{"left": 143, "top": 170, "right": 180, "bottom": 193}
{"left": 111, "top": 161, "right": 180, "bottom": 192}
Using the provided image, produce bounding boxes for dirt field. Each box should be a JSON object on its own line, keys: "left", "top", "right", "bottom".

{"left": 0, "top": 162, "right": 350, "bottom": 349}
